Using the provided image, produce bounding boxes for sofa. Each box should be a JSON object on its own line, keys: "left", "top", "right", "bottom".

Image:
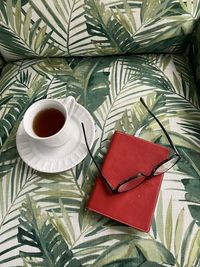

{"left": 0, "top": 1, "right": 200, "bottom": 266}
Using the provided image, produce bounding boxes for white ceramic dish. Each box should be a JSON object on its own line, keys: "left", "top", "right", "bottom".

{"left": 16, "top": 100, "right": 95, "bottom": 173}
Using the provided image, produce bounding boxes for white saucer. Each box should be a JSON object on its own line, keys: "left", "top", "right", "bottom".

{"left": 16, "top": 101, "right": 95, "bottom": 173}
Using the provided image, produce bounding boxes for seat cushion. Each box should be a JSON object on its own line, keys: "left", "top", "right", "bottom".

{"left": 0, "top": 1, "right": 200, "bottom": 60}
{"left": 0, "top": 55, "right": 200, "bottom": 266}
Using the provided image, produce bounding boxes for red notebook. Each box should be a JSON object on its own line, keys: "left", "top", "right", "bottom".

{"left": 87, "top": 131, "right": 169, "bottom": 232}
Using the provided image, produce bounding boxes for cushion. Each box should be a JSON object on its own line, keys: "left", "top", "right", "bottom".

{"left": 0, "top": 54, "right": 200, "bottom": 266}
{"left": 191, "top": 19, "right": 200, "bottom": 90}
{"left": 0, "top": 53, "right": 4, "bottom": 70}
{"left": 0, "top": 0, "right": 200, "bottom": 60}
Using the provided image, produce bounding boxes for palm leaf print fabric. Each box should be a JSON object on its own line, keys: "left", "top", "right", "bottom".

{"left": 0, "top": 0, "right": 200, "bottom": 266}
{"left": 0, "top": 53, "right": 4, "bottom": 70}
{"left": 0, "top": 0, "right": 200, "bottom": 60}
{"left": 0, "top": 54, "right": 200, "bottom": 266}
{"left": 191, "top": 19, "right": 200, "bottom": 89}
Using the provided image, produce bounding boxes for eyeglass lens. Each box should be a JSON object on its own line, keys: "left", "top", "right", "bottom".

{"left": 117, "top": 175, "right": 146, "bottom": 192}
{"left": 154, "top": 155, "right": 180, "bottom": 175}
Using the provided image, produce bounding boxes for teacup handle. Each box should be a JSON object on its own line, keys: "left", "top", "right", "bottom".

{"left": 63, "top": 96, "right": 75, "bottom": 118}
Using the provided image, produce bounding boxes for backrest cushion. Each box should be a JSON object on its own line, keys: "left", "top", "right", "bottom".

{"left": 191, "top": 19, "right": 200, "bottom": 89}
{"left": 0, "top": 52, "right": 4, "bottom": 72}
{"left": 0, "top": 0, "right": 200, "bottom": 61}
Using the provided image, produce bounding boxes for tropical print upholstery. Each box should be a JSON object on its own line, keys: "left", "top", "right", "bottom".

{"left": 191, "top": 19, "right": 200, "bottom": 89}
{"left": 0, "top": 54, "right": 4, "bottom": 70}
{"left": 0, "top": 0, "right": 200, "bottom": 266}
{"left": 0, "top": 0, "right": 200, "bottom": 60}
{"left": 0, "top": 55, "right": 200, "bottom": 266}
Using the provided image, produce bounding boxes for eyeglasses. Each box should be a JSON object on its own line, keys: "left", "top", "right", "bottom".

{"left": 81, "top": 97, "right": 181, "bottom": 193}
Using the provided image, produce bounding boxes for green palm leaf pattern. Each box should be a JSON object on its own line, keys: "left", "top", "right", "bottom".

{"left": 84, "top": 0, "right": 139, "bottom": 54}
{"left": 177, "top": 148, "right": 200, "bottom": 225}
{"left": 17, "top": 195, "right": 82, "bottom": 267}
{"left": 0, "top": 62, "right": 49, "bottom": 177}
{"left": 0, "top": 53, "right": 4, "bottom": 70}
{"left": 191, "top": 18, "right": 200, "bottom": 90}
{"left": 155, "top": 192, "right": 200, "bottom": 267}
{"left": 35, "top": 171, "right": 83, "bottom": 213}
{"left": 0, "top": 97, "right": 29, "bottom": 177}
{"left": 0, "top": 1, "right": 200, "bottom": 266}
{"left": 0, "top": 0, "right": 60, "bottom": 59}
{"left": 28, "top": 0, "right": 93, "bottom": 56}
{"left": 0, "top": 54, "right": 200, "bottom": 266}
{"left": 0, "top": 163, "right": 38, "bottom": 265}
{"left": 0, "top": 166, "right": 83, "bottom": 265}
{"left": 1, "top": 0, "right": 200, "bottom": 59}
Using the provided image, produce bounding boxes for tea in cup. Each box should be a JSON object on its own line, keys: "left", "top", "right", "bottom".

{"left": 23, "top": 96, "right": 75, "bottom": 147}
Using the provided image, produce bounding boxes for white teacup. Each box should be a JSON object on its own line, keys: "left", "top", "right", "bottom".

{"left": 23, "top": 96, "right": 75, "bottom": 147}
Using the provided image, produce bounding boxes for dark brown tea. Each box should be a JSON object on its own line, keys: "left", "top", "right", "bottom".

{"left": 33, "top": 108, "right": 65, "bottom": 137}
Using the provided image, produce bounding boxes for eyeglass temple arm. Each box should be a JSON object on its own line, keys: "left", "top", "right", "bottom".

{"left": 140, "top": 98, "right": 180, "bottom": 155}
{"left": 81, "top": 123, "right": 114, "bottom": 191}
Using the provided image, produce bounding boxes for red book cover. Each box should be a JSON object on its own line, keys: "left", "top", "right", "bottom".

{"left": 87, "top": 131, "right": 170, "bottom": 232}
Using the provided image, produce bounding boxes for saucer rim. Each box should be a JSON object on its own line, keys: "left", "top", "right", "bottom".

{"left": 16, "top": 101, "right": 95, "bottom": 173}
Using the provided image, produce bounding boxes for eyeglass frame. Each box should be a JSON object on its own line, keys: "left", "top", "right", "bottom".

{"left": 81, "top": 97, "right": 181, "bottom": 193}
